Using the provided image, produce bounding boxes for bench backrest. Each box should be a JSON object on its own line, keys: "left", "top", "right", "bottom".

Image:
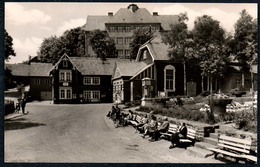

{"left": 187, "top": 128, "right": 196, "bottom": 139}
{"left": 168, "top": 124, "right": 178, "bottom": 134}
{"left": 218, "top": 135, "right": 252, "bottom": 154}
{"left": 135, "top": 115, "right": 143, "bottom": 123}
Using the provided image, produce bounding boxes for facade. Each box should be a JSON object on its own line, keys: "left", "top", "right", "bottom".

{"left": 85, "top": 4, "right": 178, "bottom": 59}
{"left": 51, "top": 54, "right": 116, "bottom": 104}
{"left": 112, "top": 33, "right": 185, "bottom": 103}
{"left": 29, "top": 63, "right": 53, "bottom": 100}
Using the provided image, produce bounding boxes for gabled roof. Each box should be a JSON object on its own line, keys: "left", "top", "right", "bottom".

{"left": 113, "top": 60, "right": 147, "bottom": 79}
{"left": 107, "top": 8, "right": 159, "bottom": 24}
{"left": 85, "top": 5, "right": 178, "bottom": 31}
{"left": 136, "top": 33, "right": 170, "bottom": 61}
{"left": 5, "top": 64, "right": 30, "bottom": 77}
{"left": 29, "top": 63, "right": 53, "bottom": 77}
{"left": 70, "top": 57, "right": 117, "bottom": 76}
{"left": 85, "top": 16, "right": 108, "bottom": 31}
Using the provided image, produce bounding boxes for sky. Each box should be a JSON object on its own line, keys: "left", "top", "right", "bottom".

{"left": 4, "top": 2, "right": 258, "bottom": 64}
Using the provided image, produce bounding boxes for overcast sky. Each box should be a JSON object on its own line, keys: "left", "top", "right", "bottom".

{"left": 5, "top": 2, "right": 257, "bottom": 64}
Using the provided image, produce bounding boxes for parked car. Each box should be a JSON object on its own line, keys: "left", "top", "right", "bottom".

{"left": 4, "top": 100, "right": 15, "bottom": 116}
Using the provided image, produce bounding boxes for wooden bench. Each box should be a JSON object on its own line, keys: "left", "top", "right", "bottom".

{"left": 208, "top": 134, "right": 257, "bottom": 163}
{"left": 160, "top": 124, "right": 196, "bottom": 146}
{"left": 129, "top": 115, "right": 143, "bottom": 126}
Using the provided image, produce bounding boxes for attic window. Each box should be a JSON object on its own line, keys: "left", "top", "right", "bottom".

{"left": 63, "top": 60, "right": 68, "bottom": 67}
{"left": 143, "top": 50, "right": 147, "bottom": 60}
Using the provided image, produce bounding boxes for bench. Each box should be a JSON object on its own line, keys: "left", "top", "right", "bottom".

{"left": 160, "top": 124, "right": 196, "bottom": 146}
{"left": 129, "top": 115, "right": 143, "bottom": 126}
{"left": 208, "top": 134, "right": 257, "bottom": 163}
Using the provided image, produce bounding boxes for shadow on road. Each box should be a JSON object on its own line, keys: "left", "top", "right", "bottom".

{"left": 5, "top": 121, "right": 46, "bottom": 131}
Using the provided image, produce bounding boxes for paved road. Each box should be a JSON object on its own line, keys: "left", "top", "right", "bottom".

{"left": 5, "top": 102, "right": 221, "bottom": 163}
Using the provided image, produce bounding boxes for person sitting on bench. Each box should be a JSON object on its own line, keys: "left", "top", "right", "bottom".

{"left": 150, "top": 117, "right": 169, "bottom": 141}
{"left": 123, "top": 110, "right": 134, "bottom": 126}
{"left": 169, "top": 122, "right": 187, "bottom": 149}
{"left": 142, "top": 115, "right": 158, "bottom": 138}
{"left": 135, "top": 114, "right": 149, "bottom": 133}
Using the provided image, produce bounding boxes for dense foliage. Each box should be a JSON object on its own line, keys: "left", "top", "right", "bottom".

{"left": 129, "top": 27, "right": 153, "bottom": 60}
{"left": 4, "top": 29, "right": 16, "bottom": 60}
{"left": 89, "top": 29, "right": 117, "bottom": 62}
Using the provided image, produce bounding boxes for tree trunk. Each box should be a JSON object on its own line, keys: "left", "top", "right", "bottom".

{"left": 183, "top": 61, "right": 186, "bottom": 96}
{"left": 201, "top": 75, "right": 204, "bottom": 92}
{"left": 241, "top": 72, "right": 245, "bottom": 89}
{"left": 207, "top": 76, "right": 210, "bottom": 91}
{"left": 209, "top": 76, "right": 215, "bottom": 124}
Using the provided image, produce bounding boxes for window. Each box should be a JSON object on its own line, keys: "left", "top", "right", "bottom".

{"left": 125, "top": 26, "right": 131, "bottom": 32}
{"left": 117, "top": 37, "right": 123, "bottom": 44}
{"left": 83, "top": 90, "right": 100, "bottom": 100}
{"left": 83, "top": 77, "right": 100, "bottom": 85}
{"left": 109, "top": 26, "right": 115, "bottom": 32}
{"left": 46, "top": 79, "right": 51, "bottom": 85}
{"left": 59, "top": 70, "right": 72, "bottom": 82}
{"left": 125, "top": 37, "right": 131, "bottom": 44}
{"left": 63, "top": 60, "right": 68, "bottom": 67}
{"left": 35, "top": 79, "right": 40, "bottom": 85}
{"left": 117, "top": 26, "right": 123, "bottom": 32}
{"left": 118, "top": 50, "right": 124, "bottom": 58}
{"left": 59, "top": 87, "right": 72, "bottom": 99}
{"left": 164, "top": 65, "right": 175, "bottom": 91}
{"left": 125, "top": 50, "right": 130, "bottom": 58}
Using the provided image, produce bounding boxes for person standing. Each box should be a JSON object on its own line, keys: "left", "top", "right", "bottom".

{"left": 20, "top": 96, "right": 27, "bottom": 114}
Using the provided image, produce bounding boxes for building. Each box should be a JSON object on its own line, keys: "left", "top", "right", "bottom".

{"left": 29, "top": 63, "right": 53, "bottom": 100}
{"left": 50, "top": 54, "right": 116, "bottom": 104}
{"left": 112, "top": 33, "right": 185, "bottom": 103}
{"left": 85, "top": 4, "right": 178, "bottom": 59}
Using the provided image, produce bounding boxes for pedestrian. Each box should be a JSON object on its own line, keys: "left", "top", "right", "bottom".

{"left": 20, "top": 96, "right": 27, "bottom": 114}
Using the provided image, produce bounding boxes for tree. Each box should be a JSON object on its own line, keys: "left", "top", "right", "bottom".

{"left": 233, "top": 10, "right": 257, "bottom": 71}
{"left": 89, "top": 29, "right": 117, "bottom": 63}
{"left": 231, "top": 10, "right": 258, "bottom": 90}
{"left": 4, "top": 29, "right": 16, "bottom": 60}
{"left": 162, "top": 13, "right": 198, "bottom": 95}
{"left": 37, "top": 36, "right": 66, "bottom": 64}
{"left": 192, "top": 15, "right": 228, "bottom": 123}
{"left": 62, "top": 27, "right": 86, "bottom": 57}
{"left": 130, "top": 27, "right": 153, "bottom": 60}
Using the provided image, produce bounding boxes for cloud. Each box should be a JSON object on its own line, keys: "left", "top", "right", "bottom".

{"left": 5, "top": 3, "right": 51, "bottom": 25}
{"left": 55, "top": 18, "right": 86, "bottom": 36}
{"left": 154, "top": 4, "right": 256, "bottom": 33}
{"left": 6, "top": 37, "right": 43, "bottom": 64}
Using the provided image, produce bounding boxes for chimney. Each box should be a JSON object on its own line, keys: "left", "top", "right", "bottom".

{"left": 108, "top": 12, "right": 113, "bottom": 16}
{"left": 153, "top": 12, "right": 158, "bottom": 16}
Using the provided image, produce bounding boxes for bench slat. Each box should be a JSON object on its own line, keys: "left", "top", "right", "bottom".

{"left": 240, "top": 155, "right": 257, "bottom": 162}
{"left": 220, "top": 135, "right": 252, "bottom": 145}
{"left": 218, "top": 143, "right": 251, "bottom": 154}
{"left": 219, "top": 140, "right": 252, "bottom": 150}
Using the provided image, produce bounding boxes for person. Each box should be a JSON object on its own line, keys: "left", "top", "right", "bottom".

{"left": 114, "top": 105, "right": 121, "bottom": 127}
{"left": 169, "top": 122, "right": 187, "bottom": 149}
{"left": 142, "top": 115, "right": 158, "bottom": 138}
{"left": 150, "top": 117, "right": 170, "bottom": 141}
{"left": 136, "top": 114, "right": 149, "bottom": 133}
{"left": 107, "top": 105, "right": 116, "bottom": 118}
{"left": 20, "top": 96, "right": 27, "bottom": 114}
{"left": 123, "top": 110, "right": 133, "bottom": 126}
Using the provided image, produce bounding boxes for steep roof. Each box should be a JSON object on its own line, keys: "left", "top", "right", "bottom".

{"left": 29, "top": 63, "right": 53, "bottom": 77}
{"left": 85, "top": 16, "right": 108, "bottom": 31}
{"left": 137, "top": 33, "right": 170, "bottom": 61}
{"left": 113, "top": 60, "right": 147, "bottom": 79}
{"left": 85, "top": 5, "right": 178, "bottom": 31}
{"left": 70, "top": 57, "right": 117, "bottom": 75}
{"left": 107, "top": 8, "right": 159, "bottom": 24}
{"left": 5, "top": 64, "right": 30, "bottom": 76}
